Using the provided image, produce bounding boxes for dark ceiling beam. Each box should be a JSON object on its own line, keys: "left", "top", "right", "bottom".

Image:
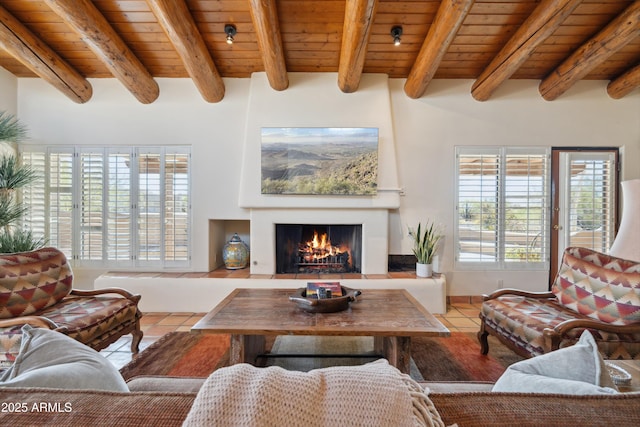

{"left": 539, "top": 1, "right": 640, "bottom": 101}
{"left": 0, "top": 5, "right": 92, "bottom": 103}
{"left": 43, "top": 0, "right": 159, "bottom": 104}
{"left": 404, "top": 0, "right": 475, "bottom": 99}
{"left": 145, "top": 0, "right": 224, "bottom": 103}
{"left": 607, "top": 63, "right": 640, "bottom": 99}
{"left": 471, "top": 0, "right": 582, "bottom": 102}
{"left": 338, "top": 0, "right": 378, "bottom": 93}
{"left": 248, "top": 0, "right": 288, "bottom": 91}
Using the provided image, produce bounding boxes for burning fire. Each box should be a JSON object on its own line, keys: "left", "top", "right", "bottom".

{"left": 300, "top": 231, "right": 348, "bottom": 262}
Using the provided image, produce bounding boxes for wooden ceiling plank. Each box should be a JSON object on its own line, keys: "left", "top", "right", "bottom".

{"left": 471, "top": 0, "right": 582, "bottom": 102}
{"left": 404, "top": 0, "right": 475, "bottom": 99}
{"left": 338, "top": 0, "right": 378, "bottom": 93}
{"left": 145, "top": 0, "right": 224, "bottom": 102}
{"left": 539, "top": 1, "right": 640, "bottom": 101}
{"left": 248, "top": 0, "right": 288, "bottom": 91}
{"left": 607, "top": 63, "right": 640, "bottom": 99}
{"left": 43, "top": 0, "right": 159, "bottom": 104}
{"left": 0, "top": 5, "right": 92, "bottom": 103}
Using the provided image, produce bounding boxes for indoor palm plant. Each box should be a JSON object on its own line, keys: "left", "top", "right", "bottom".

{"left": 408, "top": 220, "right": 443, "bottom": 277}
{"left": 0, "top": 111, "right": 45, "bottom": 253}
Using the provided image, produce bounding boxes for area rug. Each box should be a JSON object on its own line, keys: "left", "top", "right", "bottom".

{"left": 119, "top": 332, "right": 523, "bottom": 382}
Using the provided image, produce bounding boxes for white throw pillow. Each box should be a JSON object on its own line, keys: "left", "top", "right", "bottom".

{"left": 0, "top": 325, "right": 128, "bottom": 392}
{"left": 492, "top": 330, "right": 619, "bottom": 395}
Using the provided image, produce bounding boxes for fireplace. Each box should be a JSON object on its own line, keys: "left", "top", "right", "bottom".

{"left": 275, "top": 224, "right": 362, "bottom": 274}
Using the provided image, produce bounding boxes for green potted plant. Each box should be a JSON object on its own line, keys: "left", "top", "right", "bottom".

{"left": 0, "top": 111, "right": 45, "bottom": 253}
{"left": 408, "top": 221, "right": 443, "bottom": 277}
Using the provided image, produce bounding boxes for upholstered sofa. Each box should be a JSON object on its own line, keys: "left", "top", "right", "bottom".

{"left": 0, "top": 247, "right": 143, "bottom": 367}
{"left": 0, "top": 376, "right": 638, "bottom": 426}
{"left": 0, "top": 325, "right": 639, "bottom": 426}
{"left": 479, "top": 247, "right": 640, "bottom": 359}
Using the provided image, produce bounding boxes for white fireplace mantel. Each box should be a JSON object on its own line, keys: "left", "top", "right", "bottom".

{"left": 238, "top": 73, "right": 401, "bottom": 275}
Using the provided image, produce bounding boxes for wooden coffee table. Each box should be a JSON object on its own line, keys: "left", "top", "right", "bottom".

{"left": 191, "top": 288, "right": 449, "bottom": 373}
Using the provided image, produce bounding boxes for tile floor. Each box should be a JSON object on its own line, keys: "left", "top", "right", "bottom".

{"left": 101, "top": 299, "right": 484, "bottom": 370}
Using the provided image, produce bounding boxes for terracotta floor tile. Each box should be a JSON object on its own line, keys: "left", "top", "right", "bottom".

{"left": 140, "top": 314, "right": 167, "bottom": 325}
{"left": 157, "top": 315, "right": 192, "bottom": 326}
{"left": 445, "top": 317, "right": 480, "bottom": 328}
{"left": 249, "top": 274, "right": 274, "bottom": 279}
{"left": 442, "top": 309, "right": 467, "bottom": 318}
{"left": 457, "top": 308, "right": 481, "bottom": 318}
{"left": 144, "top": 325, "right": 182, "bottom": 337}
{"left": 181, "top": 315, "right": 205, "bottom": 326}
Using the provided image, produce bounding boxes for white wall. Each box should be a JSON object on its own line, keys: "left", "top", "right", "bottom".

{"left": 389, "top": 79, "right": 640, "bottom": 295}
{"left": 0, "top": 68, "right": 17, "bottom": 114}
{"left": 11, "top": 72, "right": 640, "bottom": 296}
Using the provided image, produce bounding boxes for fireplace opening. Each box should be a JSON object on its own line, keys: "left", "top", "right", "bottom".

{"left": 276, "top": 224, "right": 362, "bottom": 274}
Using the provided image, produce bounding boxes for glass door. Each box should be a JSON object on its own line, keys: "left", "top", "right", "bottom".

{"left": 550, "top": 148, "right": 619, "bottom": 285}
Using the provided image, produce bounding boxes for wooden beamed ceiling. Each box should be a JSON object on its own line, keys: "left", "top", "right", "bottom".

{"left": 0, "top": 0, "right": 638, "bottom": 104}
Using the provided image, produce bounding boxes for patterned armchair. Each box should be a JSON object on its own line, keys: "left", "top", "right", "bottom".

{"left": 478, "top": 247, "right": 640, "bottom": 359}
{"left": 0, "top": 248, "right": 143, "bottom": 369}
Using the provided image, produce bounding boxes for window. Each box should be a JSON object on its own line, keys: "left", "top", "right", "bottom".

{"left": 20, "top": 146, "right": 191, "bottom": 268}
{"left": 556, "top": 150, "right": 617, "bottom": 255}
{"left": 455, "top": 147, "right": 550, "bottom": 270}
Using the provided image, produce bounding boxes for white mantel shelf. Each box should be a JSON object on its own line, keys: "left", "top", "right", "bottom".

{"left": 94, "top": 271, "right": 447, "bottom": 315}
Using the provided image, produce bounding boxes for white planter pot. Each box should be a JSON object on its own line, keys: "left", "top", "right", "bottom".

{"left": 416, "top": 263, "right": 433, "bottom": 278}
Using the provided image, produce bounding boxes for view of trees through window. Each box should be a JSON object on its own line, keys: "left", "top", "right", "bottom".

{"left": 564, "top": 156, "right": 616, "bottom": 253}
{"left": 456, "top": 148, "right": 549, "bottom": 268}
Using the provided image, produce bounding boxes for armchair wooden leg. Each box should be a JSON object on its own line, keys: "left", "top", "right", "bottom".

{"left": 131, "top": 323, "right": 143, "bottom": 354}
{"left": 478, "top": 323, "right": 490, "bottom": 355}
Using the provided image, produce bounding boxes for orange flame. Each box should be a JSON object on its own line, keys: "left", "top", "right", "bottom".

{"left": 301, "top": 231, "right": 344, "bottom": 260}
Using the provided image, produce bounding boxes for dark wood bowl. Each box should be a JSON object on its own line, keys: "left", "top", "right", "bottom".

{"left": 289, "top": 286, "right": 362, "bottom": 313}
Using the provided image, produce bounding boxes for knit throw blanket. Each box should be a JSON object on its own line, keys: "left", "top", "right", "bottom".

{"left": 182, "top": 359, "right": 446, "bottom": 427}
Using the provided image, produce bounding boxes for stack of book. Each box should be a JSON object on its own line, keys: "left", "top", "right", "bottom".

{"left": 306, "top": 282, "right": 342, "bottom": 299}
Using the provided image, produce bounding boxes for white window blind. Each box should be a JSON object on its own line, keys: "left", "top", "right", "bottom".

{"left": 79, "top": 150, "right": 104, "bottom": 261}
{"left": 455, "top": 147, "right": 550, "bottom": 269}
{"left": 164, "top": 151, "right": 190, "bottom": 264}
{"left": 20, "top": 146, "right": 191, "bottom": 268}
{"left": 49, "top": 150, "right": 74, "bottom": 255}
{"left": 563, "top": 152, "right": 616, "bottom": 253}
{"left": 19, "top": 151, "right": 46, "bottom": 240}
{"left": 137, "top": 150, "right": 163, "bottom": 264}
{"left": 107, "top": 150, "right": 132, "bottom": 262}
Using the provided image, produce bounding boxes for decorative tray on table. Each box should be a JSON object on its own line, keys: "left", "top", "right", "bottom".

{"left": 289, "top": 285, "right": 361, "bottom": 313}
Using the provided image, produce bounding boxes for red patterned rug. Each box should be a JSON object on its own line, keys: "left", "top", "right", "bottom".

{"left": 119, "top": 332, "right": 523, "bottom": 382}
{"left": 411, "top": 332, "right": 523, "bottom": 382}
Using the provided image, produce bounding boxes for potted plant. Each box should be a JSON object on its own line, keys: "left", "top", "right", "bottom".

{"left": 408, "top": 221, "right": 442, "bottom": 278}
{"left": 0, "top": 111, "right": 45, "bottom": 253}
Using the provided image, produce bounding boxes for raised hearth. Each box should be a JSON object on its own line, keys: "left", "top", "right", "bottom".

{"left": 95, "top": 268, "right": 447, "bottom": 315}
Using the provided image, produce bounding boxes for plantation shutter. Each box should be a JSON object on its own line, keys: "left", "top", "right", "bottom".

{"left": 20, "top": 150, "right": 46, "bottom": 241}
{"left": 20, "top": 145, "right": 190, "bottom": 268}
{"left": 163, "top": 149, "right": 190, "bottom": 264}
{"left": 106, "top": 149, "right": 132, "bottom": 262}
{"left": 456, "top": 147, "right": 500, "bottom": 263}
{"left": 78, "top": 149, "right": 105, "bottom": 261}
{"left": 137, "top": 149, "right": 163, "bottom": 264}
{"left": 563, "top": 152, "right": 616, "bottom": 253}
{"left": 455, "top": 146, "right": 550, "bottom": 269}
{"left": 48, "top": 150, "right": 74, "bottom": 256}
{"left": 503, "top": 148, "right": 549, "bottom": 264}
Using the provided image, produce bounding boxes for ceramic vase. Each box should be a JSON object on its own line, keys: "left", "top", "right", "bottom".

{"left": 416, "top": 262, "right": 433, "bottom": 278}
{"left": 222, "top": 233, "right": 249, "bottom": 269}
